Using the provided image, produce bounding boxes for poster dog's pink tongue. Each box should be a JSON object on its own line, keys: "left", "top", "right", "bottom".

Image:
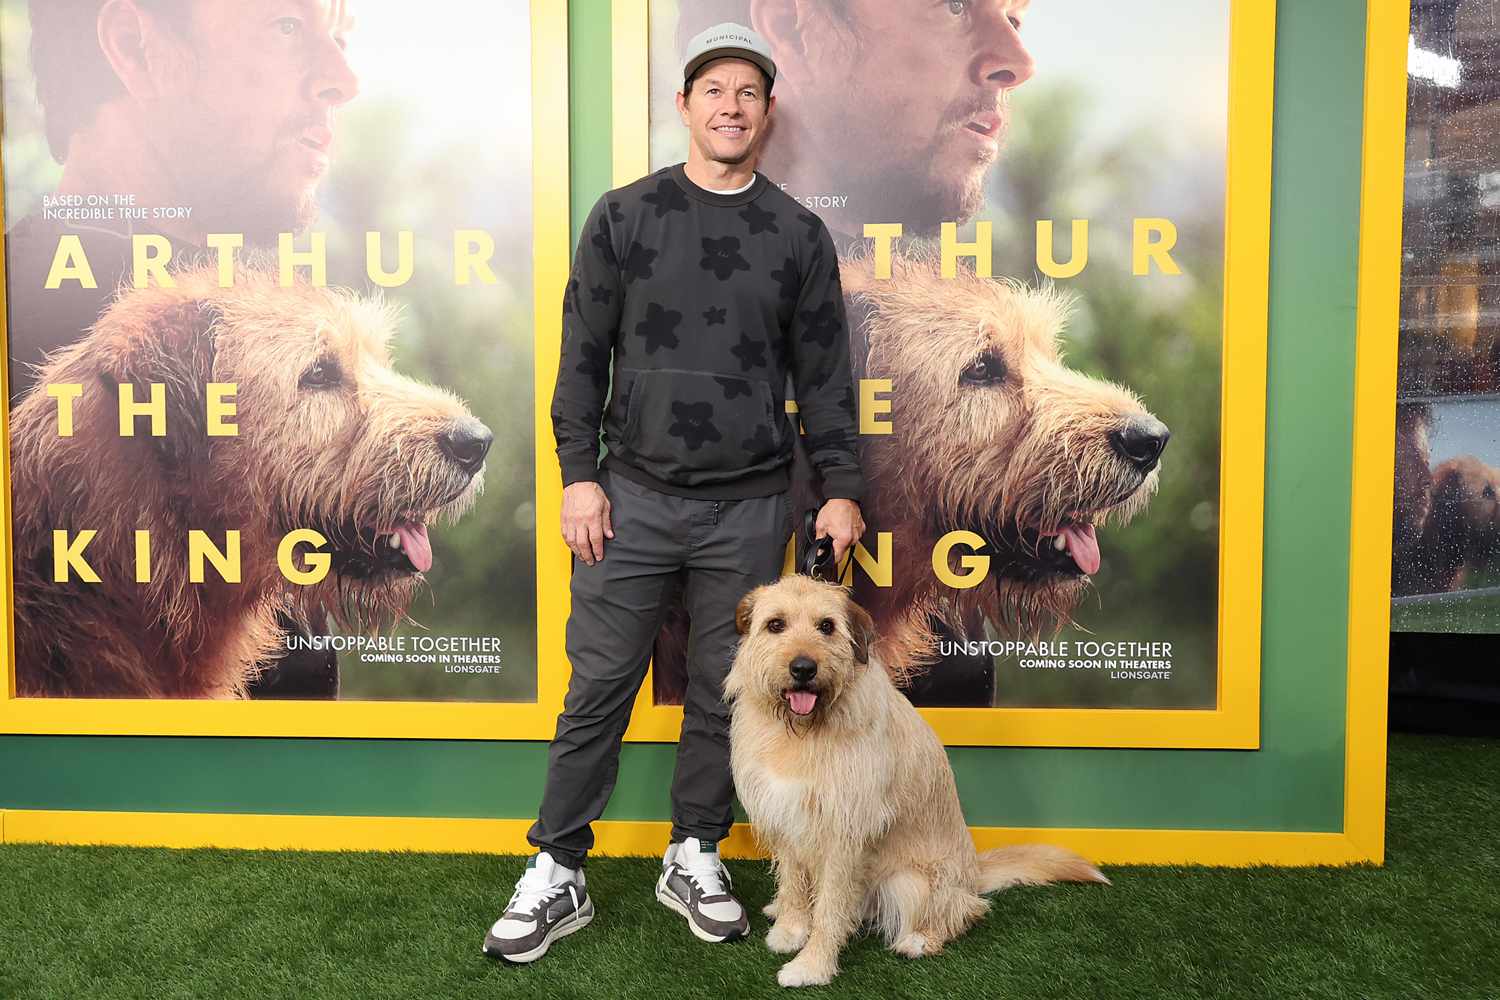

{"left": 786, "top": 690, "right": 818, "bottom": 716}
{"left": 395, "top": 522, "right": 433, "bottom": 573}
{"left": 1060, "top": 523, "right": 1101, "bottom": 575}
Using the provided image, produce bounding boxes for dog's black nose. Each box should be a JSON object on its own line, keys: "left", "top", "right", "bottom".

{"left": 439, "top": 418, "right": 493, "bottom": 475}
{"left": 1110, "top": 416, "right": 1170, "bottom": 473}
{"left": 789, "top": 656, "right": 818, "bottom": 684}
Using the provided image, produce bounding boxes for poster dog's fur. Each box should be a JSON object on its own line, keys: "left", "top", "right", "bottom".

{"left": 727, "top": 575, "right": 1108, "bottom": 988}
{"left": 842, "top": 253, "right": 1168, "bottom": 675}
{"left": 10, "top": 267, "right": 489, "bottom": 697}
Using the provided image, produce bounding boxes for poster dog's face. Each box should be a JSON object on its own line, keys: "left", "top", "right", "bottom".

{"left": 201, "top": 274, "right": 490, "bottom": 620}
{"left": 26, "top": 268, "right": 491, "bottom": 626}
{"left": 849, "top": 255, "right": 1167, "bottom": 632}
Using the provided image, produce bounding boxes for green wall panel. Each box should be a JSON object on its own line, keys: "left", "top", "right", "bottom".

{"left": 0, "top": 0, "right": 1370, "bottom": 835}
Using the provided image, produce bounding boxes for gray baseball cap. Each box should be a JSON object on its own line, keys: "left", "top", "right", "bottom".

{"left": 682, "top": 22, "right": 776, "bottom": 90}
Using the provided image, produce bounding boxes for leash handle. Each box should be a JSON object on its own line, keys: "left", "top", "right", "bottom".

{"left": 799, "top": 509, "right": 851, "bottom": 583}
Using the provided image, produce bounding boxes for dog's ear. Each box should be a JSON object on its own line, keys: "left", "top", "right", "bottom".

{"left": 844, "top": 592, "right": 877, "bottom": 665}
{"left": 96, "top": 296, "right": 222, "bottom": 470}
{"left": 735, "top": 589, "right": 758, "bottom": 636}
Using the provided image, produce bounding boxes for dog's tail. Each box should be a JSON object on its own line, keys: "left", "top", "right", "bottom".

{"left": 976, "top": 844, "right": 1110, "bottom": 893}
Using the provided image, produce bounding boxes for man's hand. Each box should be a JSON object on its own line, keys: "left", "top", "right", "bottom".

{"left": 816, "top": 498, "right": 865, "bottom": 570}
{"left": 562, "top": 481, "right": 614, "bottom": 565}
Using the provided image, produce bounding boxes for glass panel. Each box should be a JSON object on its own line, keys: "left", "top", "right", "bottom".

{"left": 1392, "top": 0, "right": 1500, "bottom": 633}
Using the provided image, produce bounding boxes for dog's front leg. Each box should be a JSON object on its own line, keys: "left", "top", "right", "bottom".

{"left": 776, "top": 850, "right": 863, "bottom": 987}
{"left": 765, "top": 860, "right": 813, "bottom": 954}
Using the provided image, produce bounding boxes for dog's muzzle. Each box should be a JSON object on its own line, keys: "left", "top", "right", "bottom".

{"left": 784, "top": 656, "right": 819, "bottom": 716}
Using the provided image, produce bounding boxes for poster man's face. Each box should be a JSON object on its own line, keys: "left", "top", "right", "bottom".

{"left": 677, "top": 58, "right": 775, "bottom": 168}
{"left": 783, "top": 0, "right": 1034, "bottom": 231}
{"left": 148, "top": 0, "right": 359, "bottom": 241}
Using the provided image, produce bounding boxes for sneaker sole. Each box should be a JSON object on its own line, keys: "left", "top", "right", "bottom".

{"left": 483, "top": 898, "right": 594, "bottom": 964}
{"left": 654, "top": 881, "right": 746, "bottom": 944}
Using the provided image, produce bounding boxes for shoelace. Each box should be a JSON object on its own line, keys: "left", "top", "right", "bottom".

{"left": 680, "top": 856, "right": 732, "bottom": 898}
{"left": 507, "top": 872, "right": 574, "bottom": 917}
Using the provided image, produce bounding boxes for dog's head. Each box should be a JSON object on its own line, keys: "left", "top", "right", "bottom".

{"left": 727, "top": 575, "right": 878, "bottom": 726}
{"left": 1429, "top": 455, "right": 1500, "bottom": 562}
{"left": 30, "top": 265, "right": 489, "bottom": 621}
{"left": 844, "top": 253, "right": 1168, "bottom": 632}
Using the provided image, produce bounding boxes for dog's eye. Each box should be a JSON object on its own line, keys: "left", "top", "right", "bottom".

{"left": 766, "top": 617, "right": 786, "bottom": 633}
{"left": 300, "top": 358, "right": 343, "bottom": 389}
{"left": 817, "top": 618, "right": 836, "bottom": 636}
{"left": 1485, "top": 485, "right": 1497, "bottom": 501}
{"left": 959, "top": 351, "right": 1006, "bottom": 387}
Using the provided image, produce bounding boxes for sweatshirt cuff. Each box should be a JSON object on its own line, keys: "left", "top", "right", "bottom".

{"left": 559, "top": 454, "right": 600, "bottom": 487}
{"left": 821, "top": 468, "right": 865, "bottom": 504}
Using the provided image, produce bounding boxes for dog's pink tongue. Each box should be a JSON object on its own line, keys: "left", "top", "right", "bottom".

{"left": 396, "top": 522, "right": 433, "bottom": 573}
{"left": 1061, "top": 523, "right": 1101, "bottom": 575}
{"left": 787, "top": 691, "right": 818, "bottom": 716}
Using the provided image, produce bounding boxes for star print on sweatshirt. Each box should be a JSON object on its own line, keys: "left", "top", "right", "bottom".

{"left": 551, "top": 163, "right": 864, "bottom": 502}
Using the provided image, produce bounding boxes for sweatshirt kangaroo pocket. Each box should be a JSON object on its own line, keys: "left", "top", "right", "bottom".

{"left": 621, "top": 368, "right": 784, "bottom": 482}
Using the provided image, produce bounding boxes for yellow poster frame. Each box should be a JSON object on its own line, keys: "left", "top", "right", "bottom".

{"left": 0, "top": 0, "right": 573, "bottom": 741}
{"left": 610, "top": 1, "right": 1275, "bottom": 748}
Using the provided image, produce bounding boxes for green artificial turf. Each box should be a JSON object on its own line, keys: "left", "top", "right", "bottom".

{"left": 2, "top": 733, "right": 1498, "bottom": 1000}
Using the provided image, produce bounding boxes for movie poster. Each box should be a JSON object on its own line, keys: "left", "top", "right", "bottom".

{"left": 1, "top": 1, "right": 537, "bottom": 702}
{"left": 1390, "top": 0, "right": 1500, "bottom": 633}
{"left": 645, "top": 1, "right": 1230, "bottom": 709}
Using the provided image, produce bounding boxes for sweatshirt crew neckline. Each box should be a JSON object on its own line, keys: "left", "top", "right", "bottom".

{"left": 671, "top": 162, "right": 768, "bottom": 206}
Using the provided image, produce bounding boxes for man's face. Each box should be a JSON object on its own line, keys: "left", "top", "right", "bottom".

{"left": 676, "top": 58, "right": 775, "bottom": 168}
{"left": 779, "top": 0, "right": 1034, "bottom": 232}
{"left": 145, "top": 0, "right": 359, "bottom": 242}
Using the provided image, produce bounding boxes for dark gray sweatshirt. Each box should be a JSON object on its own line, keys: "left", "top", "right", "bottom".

{"left": 551, "top": 163, "right": 864, "bottom": 502}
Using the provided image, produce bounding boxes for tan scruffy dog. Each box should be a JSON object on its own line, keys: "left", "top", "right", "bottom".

{"left": 842, "top": 253, "right": 1169, "bottom": 676}
{"left": 727, "top": 575, "right": 1108, "bottom": 988}
{"left": 9, "top": 266, "right": 491, "bottom": 697}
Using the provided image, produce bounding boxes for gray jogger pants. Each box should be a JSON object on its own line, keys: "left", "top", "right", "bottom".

{"left": 527, "top": 466, "right": 792, "bottom": 869}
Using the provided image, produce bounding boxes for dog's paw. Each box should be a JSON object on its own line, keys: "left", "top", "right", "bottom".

{"left": 763, "top": 898, "right": 780, "bottom": 919}
{"left": 891, "top": 932, "right": 931, "bottom": 959}
{"left": 777, "top": 957, "right": 835, "bottom": 988}
{"left": 766, "top": 920, "right": 810, "bottom": 954}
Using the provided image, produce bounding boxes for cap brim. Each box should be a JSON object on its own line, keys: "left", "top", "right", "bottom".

{"left": 684, "top": 48, "right": 777, "bottom": 88}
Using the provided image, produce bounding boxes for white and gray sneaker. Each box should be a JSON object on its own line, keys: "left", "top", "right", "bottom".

{"left": 483, "top": 853, "right": 594, "bottom": 963}
{"left": 654, "top": 838, "right": 749, "bottom": 942}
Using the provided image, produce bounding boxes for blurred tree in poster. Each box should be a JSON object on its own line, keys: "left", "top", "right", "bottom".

{"left": 321, "top": 98, "right": 538, "bottom": 702}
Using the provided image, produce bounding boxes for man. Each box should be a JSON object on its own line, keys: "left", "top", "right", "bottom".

{"left": 675, "top": 0, "right": 1035, "bottom": 240}
{"left": 4, "top": 0, "right": 359, "bottom": 697}
{"left": 483, "top": 24, "right": 865, "bottom": 963}
{"left": 6, "top": 0, "right": 359, "bottom": 401}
